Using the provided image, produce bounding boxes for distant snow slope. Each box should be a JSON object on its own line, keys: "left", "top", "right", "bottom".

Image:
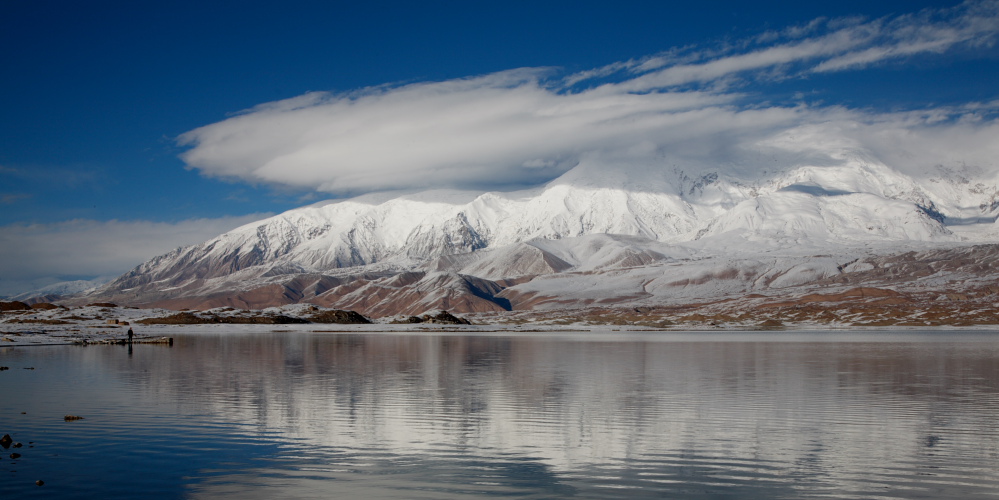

{"left": 10, "top": 277, "right": 110, "bottom": 303}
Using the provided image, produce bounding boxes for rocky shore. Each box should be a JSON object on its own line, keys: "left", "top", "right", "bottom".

{"left": 0, "top": 302, "right": 487, "bottom": 345}
{"left": 4, "top": 293, "right": 999, "bottom": 347}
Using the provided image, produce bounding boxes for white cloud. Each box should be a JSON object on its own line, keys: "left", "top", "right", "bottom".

{"left": 600, "top": 1, "right": 999, "bottom": 90}
{"left": 812, "top": 1, "right": 999, "bottom": 72}
{"left": 177, "top": 1, "right": 999, "bottom": 196}
{"left": 0, "top": 214, "right": 269, "bottom": 296}
{"left": 179, "top": 70, "right": 738, "bottom": 194}
{"left": 754, "top": 107, "right": 999, "bottom": 178}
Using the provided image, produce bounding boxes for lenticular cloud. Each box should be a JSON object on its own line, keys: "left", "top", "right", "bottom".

{"left": 177, "top": 1, "right": 999, "bottom": 195}
{"left": 178, "top": 74, "right": 743, "bottom": 193}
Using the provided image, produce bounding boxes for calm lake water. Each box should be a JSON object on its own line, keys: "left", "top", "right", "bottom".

{"left": 1, "top": 331, "right": 998, "bottom": 499}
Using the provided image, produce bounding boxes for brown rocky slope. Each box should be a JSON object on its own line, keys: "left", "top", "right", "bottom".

{"left": 55, "top": 243, "right": 999, "bottom": 327}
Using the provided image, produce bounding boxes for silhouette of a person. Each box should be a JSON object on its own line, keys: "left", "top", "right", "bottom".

{"left": 127, "top": 328, "right": 134, "bottom": 344}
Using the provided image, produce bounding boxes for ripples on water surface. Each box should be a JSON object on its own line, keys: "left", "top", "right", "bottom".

{"left": 1, "top": 331, "right": 998, "bottom": 498}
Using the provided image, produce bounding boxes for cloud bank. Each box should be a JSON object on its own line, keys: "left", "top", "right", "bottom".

{"left": 178, "top": 1, "right": 999, "bottom": 196}
{"left": 0, "top": 214, "right": 268, "bottom": 296}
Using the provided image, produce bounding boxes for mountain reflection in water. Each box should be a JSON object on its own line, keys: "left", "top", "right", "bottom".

{"left": 2, "top": 332, "right": 998, "bottom": 499}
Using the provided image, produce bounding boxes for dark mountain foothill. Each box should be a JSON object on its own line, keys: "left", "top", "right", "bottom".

{"left": 309, "top": 310, "right": 371, "bottom": 324}
{"left": 135, "top": 308, "right": 374, "bottom": 325}
{"left": 29, "top": 303, "right": 61, "bottom": 310}
{"left": 137, "top": 311, "right": 308, "bottom": 325}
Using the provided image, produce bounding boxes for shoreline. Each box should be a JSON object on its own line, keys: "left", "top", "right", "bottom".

{"left": 3, "top": 302, "right": 999, "bottom": 347}
{"left": 3, "top": 322, "right": 998, "bottom": 347}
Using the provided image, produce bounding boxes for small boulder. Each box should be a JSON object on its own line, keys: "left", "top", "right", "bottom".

{"left": 0, "top": 434, "right": 11, "bottom": 448}
{"left": 63, "top": 415, "right": 84, "bottom": 421}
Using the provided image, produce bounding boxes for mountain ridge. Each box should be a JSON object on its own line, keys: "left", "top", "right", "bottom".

{"left": 60, "top": 157, "right": 999, "bottom": 317}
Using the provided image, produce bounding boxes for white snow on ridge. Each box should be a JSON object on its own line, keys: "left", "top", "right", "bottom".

{"left": 99, "top": 152, "right": 999, "bottom": 294}
{"left": 8, "top": 277, "right": 111, "bottom": 302}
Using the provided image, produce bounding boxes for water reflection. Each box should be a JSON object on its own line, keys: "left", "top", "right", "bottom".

{"left": 3, "top": 332, "right": 998, "bottom": 499}
{"left": 132, "top": 333, "right": 999, "bottom": 498}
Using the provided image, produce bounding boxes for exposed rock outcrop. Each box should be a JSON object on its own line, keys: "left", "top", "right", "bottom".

{"left": 405, "top": 311, "right": 472, "bottom": 325}
{"left": 308, "top": 310, "right": 371, "bottom": 324}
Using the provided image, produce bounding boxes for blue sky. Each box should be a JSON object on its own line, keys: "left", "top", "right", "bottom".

{"left": 1, "top": 0, "right": 998, "bottom": 295}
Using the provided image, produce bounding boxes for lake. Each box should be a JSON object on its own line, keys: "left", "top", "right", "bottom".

{"left": 1, "top": 330, "right": 998, "bottom": 498}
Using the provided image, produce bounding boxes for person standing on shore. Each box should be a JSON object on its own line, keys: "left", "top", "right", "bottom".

{"left": 127, "top": 327, "right": 133, "bottom": 344}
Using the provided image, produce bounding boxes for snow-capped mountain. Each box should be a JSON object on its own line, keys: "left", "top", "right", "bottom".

{"left": 80, "top": 156, "right": 999, "bottom": 315}
{"left": 9, "top": 277, "right": 111, "bottom": 303}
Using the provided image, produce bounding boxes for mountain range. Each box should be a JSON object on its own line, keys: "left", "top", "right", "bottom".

{"left": 39, "top": 154, "right": 999, "bottom": 324}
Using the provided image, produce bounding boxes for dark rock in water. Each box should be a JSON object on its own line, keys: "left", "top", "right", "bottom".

{"left": 12, "top": 442, "right": 21, "bottom": 448}
{"left": 309, "top": 309, "right": 371, "bottom": 324}
{"left": 36, "top": 480, "right": 44, "bottom": 486}
{"left": 0, "top": 434, "right": 11, "bottom": 448}
{"left": 9, "top": 453, "right": 20, "bottom": 459}
{"left": 63, "top": 415, "right": 84, "bottom": 421}
{"left": 0, "top": 366, "right": 8, "bottom": 371}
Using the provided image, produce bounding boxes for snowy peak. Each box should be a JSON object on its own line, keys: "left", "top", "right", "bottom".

{"left": 85, "top": 156, "right": 999, "bottom": 311}
{"left": 702, "top": 191, "right": 955, "bottom": 243}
